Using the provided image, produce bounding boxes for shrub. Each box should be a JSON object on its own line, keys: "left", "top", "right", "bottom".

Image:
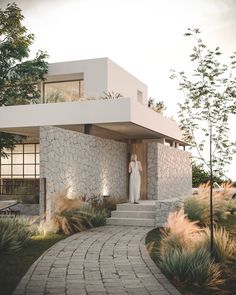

{"left": 184, "top": 197, "right": 208, "bottom": 224}
{"left": 52, "top": 190, "right": 107, "bottom": 235}
{"left": 0, "top": 218, "right": 32, "bottom": 253}
{"left": 157, "top": 211, "right": 223, "bottom": 289}
{"left": 53, "top": 209, "right": 92, "bottom": 235}
{"left": 163, "top": 209, "right": 202, "bottom": 243}
{"left": 158, "top": 246, "right": 223, "bottom": 289}
{"left": 149, "top": 208, "right": 235, "bottom": 292}
{"left": 202, "top": 227, "right": 236, "bottom": 263}
{"left": 184, "top": 189, "right": 230, "bottom": 225}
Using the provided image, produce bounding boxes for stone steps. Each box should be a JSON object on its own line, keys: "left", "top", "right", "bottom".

{"left": 117, "top": 203, "right": 155, "bottom": 212}
{"left": 111, "top": 210, "right": 155, "bottom": 219}
{"left": 107, "top": 201, "right": 156, "bottom": 227}
{"left": 107, "top": 217, "right": 155, "bottom": 227}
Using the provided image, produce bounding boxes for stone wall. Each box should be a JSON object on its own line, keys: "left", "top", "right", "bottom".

{"left": 147, "top": 143, "right": 192, "bottom": 200}
{"left": 155, "top": 198, "right": 183, "bottom": 227}
{"left": 40, "top": 126, "right": 127, "bottom": 219}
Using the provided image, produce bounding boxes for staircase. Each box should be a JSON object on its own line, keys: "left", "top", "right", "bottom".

{"left": 107, "top": 200, "right": 156, "bottom": 227}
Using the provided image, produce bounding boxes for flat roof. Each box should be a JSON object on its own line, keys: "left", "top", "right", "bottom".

{"left": 0, "top": 98, "right": 187, "bottom": 145}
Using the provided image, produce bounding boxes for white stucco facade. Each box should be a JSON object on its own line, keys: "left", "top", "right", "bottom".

{"left": 45, "top": 57, "right": 147, "bottom": 103}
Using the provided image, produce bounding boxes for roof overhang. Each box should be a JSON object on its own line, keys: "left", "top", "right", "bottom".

{"left": 0, "top": 98, "right": 188, "bottom": 145}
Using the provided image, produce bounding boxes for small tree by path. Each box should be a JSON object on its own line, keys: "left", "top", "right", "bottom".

{"left": 0, "top": 3, "right": 48, "bottom": 155}
{"left": 171, "top": 28, "right": 236, "bottom": 253}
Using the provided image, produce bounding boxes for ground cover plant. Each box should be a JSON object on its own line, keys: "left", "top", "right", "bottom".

{"left": 52, "top": 189, "right": 107, "bottom": 235}
{"left": 146, "top": 209, "right": 236, "bottom": 295}
{"left": 0, "top": 218, "right": 32, "bottom": 253}
{"left": 0, "top": 232, "right": 64, "bottom": 295}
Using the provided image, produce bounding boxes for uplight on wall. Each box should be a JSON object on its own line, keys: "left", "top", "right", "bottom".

{"left": 101, "top": 168, "right": 109, "bottom": 196}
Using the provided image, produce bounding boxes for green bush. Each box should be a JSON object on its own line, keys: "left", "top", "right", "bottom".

{"left": 158, "top": 246, "right": 223, "bottom": 288}
{"left": 0, "top": 218, "right": 32, "bottom": 253}
{"left": 184, "top": 197, "right": 209, "bottom": 224}
{"left": 192, "top": 163, "right": 226, "bottom": 187}
{"left": 184, "top": 196, "right": 229, "bottom": 225}
{"left": 214, "top": 201, "right": 228, "bottom": 222}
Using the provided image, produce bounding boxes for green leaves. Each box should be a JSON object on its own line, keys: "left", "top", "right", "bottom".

{"left": 0, "top": 3, "right": 48, "bottom": 107}
{"left": 171, "top": 29, "right": 236, "bottom": 178}
{"left": 0, "top": 132, "right": 25, "bottom": 157}
{"left": 0, "top": 3, "right": 48, "bottom": 151}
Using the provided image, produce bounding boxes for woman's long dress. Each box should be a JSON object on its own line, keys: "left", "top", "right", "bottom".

{"left": 129, "top": 161, "right": 141, "bottom": 203}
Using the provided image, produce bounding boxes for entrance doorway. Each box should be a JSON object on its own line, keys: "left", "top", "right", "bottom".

{"left": 128, "top": 143, "right": 147, "bottom": 200}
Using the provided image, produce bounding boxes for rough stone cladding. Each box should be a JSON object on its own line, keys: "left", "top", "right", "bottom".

{"left": 40, "top": 126, "right": 127, "bottom": 219}
{"left": 147, "top": 143, "right": 192, "bottom": 200}
{"left": 155, "top": 198, "right": 183, "bottom": 227}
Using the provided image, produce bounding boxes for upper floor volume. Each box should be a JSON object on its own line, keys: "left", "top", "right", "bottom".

{"left": 0, "top": 57, "right": 186, "bottom": 147}
{"left": 38, "top": 57, "right": 147, "bottom": 105}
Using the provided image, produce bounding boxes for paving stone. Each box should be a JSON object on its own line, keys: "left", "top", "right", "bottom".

{"left": 13, "top": 226, "right": 181, "bottom": 295}
{"left": 126, "top": 287, "right": 149, "bottom": 295}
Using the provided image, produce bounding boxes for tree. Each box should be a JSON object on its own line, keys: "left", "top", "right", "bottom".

{"left": 0, "top": 3, "right": 48, "bottom": 156}
{"left": 171, "top": 28, "right": 236, "bottom": 253}
{"left": 192, "top": 163, "right": 226, "bottom": 187}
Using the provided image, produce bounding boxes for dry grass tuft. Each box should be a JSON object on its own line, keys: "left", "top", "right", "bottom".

{"left": 54, "top": 187, "right": 83, "bottom": 213}
{"left": 185, "top": 182, "right": 235, "bottom": 224}
{"left": 202, "top": 227, "right": 236, "bottom": 263}
{"left": 50, "top": 189, "right": 107, "bottom": 235}
{"left": 164, "top": 209, "right": 201, "bottom": 236}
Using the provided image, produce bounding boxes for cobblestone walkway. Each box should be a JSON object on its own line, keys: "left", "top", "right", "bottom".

{"left": 14, "top": 226, "right": 180, "bottom": 295}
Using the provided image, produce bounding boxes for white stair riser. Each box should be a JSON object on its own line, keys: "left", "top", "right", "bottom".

{"left": 111, "top": 211, "right": 155, "bottom": 219}
{"left": 117, "top": 204, "right": 155, "bottom": 212}
{"left": 107, "top": 218, "right": 155, "bottom": 227}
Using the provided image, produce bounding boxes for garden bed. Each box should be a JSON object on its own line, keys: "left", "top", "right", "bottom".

{"left": 146, "top": 214, "right": 236, "bottom": 295}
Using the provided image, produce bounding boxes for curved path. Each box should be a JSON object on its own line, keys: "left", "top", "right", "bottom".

{"left": 14, "top": 226, "right": 180, "bottom": 295}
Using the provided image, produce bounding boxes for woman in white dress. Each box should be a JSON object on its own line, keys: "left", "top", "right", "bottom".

{"left": 129, "top": 154, "right": 142, "bottom": 204}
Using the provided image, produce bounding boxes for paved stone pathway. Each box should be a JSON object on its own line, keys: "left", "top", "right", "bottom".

{"left": 14, "top": 226, "right": 180, "bottom": 295}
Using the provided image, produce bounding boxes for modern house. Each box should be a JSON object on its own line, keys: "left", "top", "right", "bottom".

{"left": 0, "top": 57, "right": 192, "bottom": 223}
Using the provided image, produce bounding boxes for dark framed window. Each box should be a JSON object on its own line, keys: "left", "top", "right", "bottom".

{"left": 0, "top": 143, "right": 40, "bottom": 179}
{"left": 44, "top": 80, "right": 84, "bottom": 103}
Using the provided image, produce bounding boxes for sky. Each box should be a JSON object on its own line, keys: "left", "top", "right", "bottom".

{"left": 1, "top": 0, "right": 236, "bottom": 179}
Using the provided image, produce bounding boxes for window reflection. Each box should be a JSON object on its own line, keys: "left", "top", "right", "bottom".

{"left": 44, "top": 80, "right": 84, "bottom": 103}
{"left": 0, "top": 143, "right": 39, "bottom": 178}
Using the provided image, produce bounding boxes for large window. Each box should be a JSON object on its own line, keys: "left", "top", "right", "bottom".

{"left": 44, "top": 80, "right": 84, "bottom": 103}
{"left": 0, "top": 144, "right": 39, "bottom": 178}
